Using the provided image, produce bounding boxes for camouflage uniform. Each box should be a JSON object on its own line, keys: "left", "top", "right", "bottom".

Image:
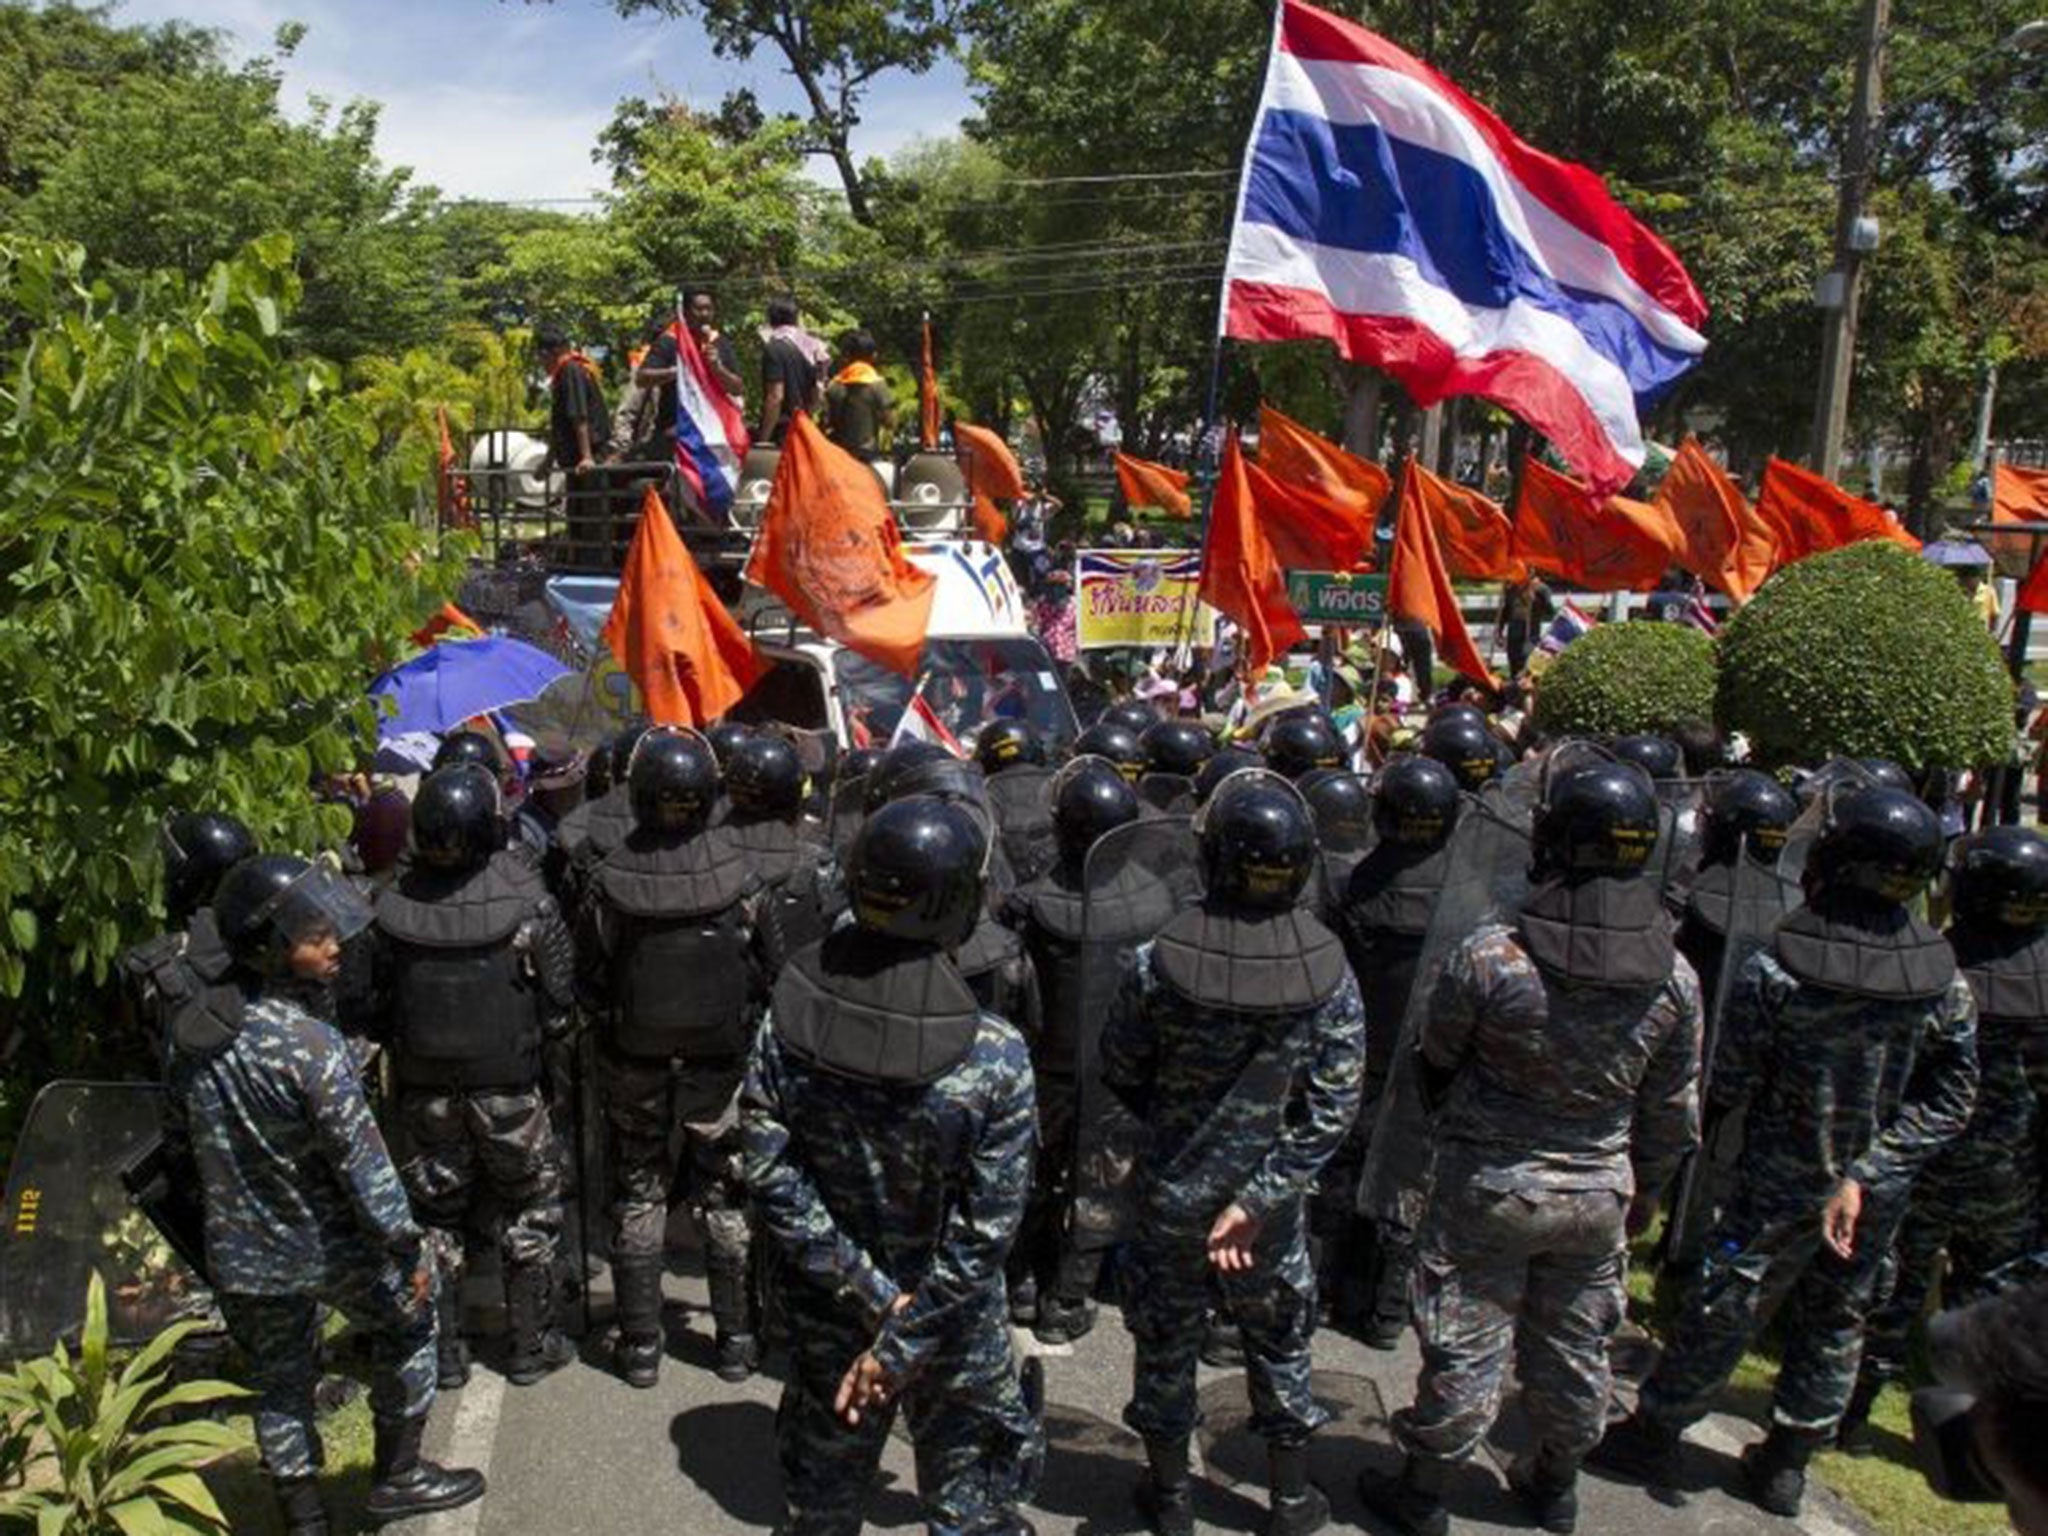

{"left": 1395, "top": 923, "right": 1702, "bottom": 1467}
{"left": 165, "top": 993, "right": 433, "bottom": 1479}
{"left": 1103, "top": 940, "right": 1367, "bottom": 1446}
{"left": 1634, "top": 946, "right": 1979, "bottom": 1439}
{"left": 742, "top": 1004, "right": 1042, "bottom": 1535}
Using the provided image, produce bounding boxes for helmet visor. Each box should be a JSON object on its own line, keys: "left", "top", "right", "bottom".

{"left": 255, "top": 864, "right": 373, "bottom": 948}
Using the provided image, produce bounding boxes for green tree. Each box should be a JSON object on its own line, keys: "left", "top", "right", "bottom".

{"left": 0, "top": 235, "right": 463, "bottom": 1078}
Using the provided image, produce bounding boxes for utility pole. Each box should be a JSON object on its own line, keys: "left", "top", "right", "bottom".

{"left": 1809, "top": 0, "right": 1891, "bottom": 482}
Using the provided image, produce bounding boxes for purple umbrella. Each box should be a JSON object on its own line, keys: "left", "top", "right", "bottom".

{"left": 369, "top": 636, "right": 570, "bottom": 738}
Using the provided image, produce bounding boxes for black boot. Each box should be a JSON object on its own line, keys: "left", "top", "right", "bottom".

{"left": 612, "top": 1257, "right": 664, "bottom": 1389}
{"left": 1588, "top": 1410, "right": 1683, "bottom": 1488}
{"left": 1741, "top": 1425, "right": 1819, "bottom": 1518}
{"left": 1507, "top": 1449, "right": 1580, "bottom": 1534}
{"left": 503, "top": 1260, "right": 575, "bottom": 1387}
{"left": 363, "top": 1414, "right": 485, "bottom": 1526}
{"left": 1836, "top": 1374, "right": 1882, "bottom": 1456}
{"left": 1356, "top": 1454, "right": 1448, "bottom": 1536}
{"left": 1134, "top": 1436, "right": 1194, "bottom": 1536}
{"left": 1265, "top": 1440, "right": 1331, "bottom": 1536}
{"left": 707, "top": 1259, "right": 761, "bottom": 1383}
{"left": 434, "top": 1279, "right": 469, "bottom": 1391}
{"left": 274, "top": 1475, "right": 330, "bottom": 1536}
{"left": 1034, "top": 1290, "right": 1098, "bottom": 1345}
{"left": 1009, "top": 1270, "right": 1040, "bottom": 1326}
{"left": 1363, "top": 1232, "right": 1414, "bottom": 1351}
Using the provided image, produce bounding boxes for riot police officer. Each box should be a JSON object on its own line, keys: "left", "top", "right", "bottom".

{"left": 724, "top": 732, "right": 838, "bottom": 971}
{"left": 1596, "top": 787, "right": 1979, "bottom": 1517}
{"left": 1074, "top": 720, "right": 1147, "bottom": 783}
{"left": 1418, "top": 715, "right": 1502, "bottom": 794}
{"left": 741, "top": 797, "right": 1042, "bottom": 1536}
{"left": 1262, "top": 714, "right": 1346, "bottom": 782}
{"left": 1361, "top": 764, "right": 1702, "bottom": 1536}
{"left": 1105, "top": 773, "right": 1366, "bottom": 1536}
{"left": 174, "top": 854, "right": 483, "bottom": 1535}
{"left": 370, "top": 765, "right": 578, "bottom": 1389}
{"left": 977, "top": 721, "right": 1060, "bottom": 884}
{"left": 1102, "top": 699, "right": 1162, "bottom": 735}
{"left": 120, "top": 811, "right": 257, "bottom": 1071}
{"left": 1138, "top": 719, "right": 1215, "bottom": 814}
{"left": 1610, "top": 733, "right": 1682, "bottom": 783}
{"left": 580, "top": 728, "right": 765, "bottom": 1386}
{"left": 976, "top": 718, "right": 1047, "bottom": 777}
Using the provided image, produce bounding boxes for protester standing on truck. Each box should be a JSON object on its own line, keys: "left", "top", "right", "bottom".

{"left": 758, "top": 296, "right": 827, "bottom": 445}
{"left": 536, "top": 325, "right": 609, "bottom": 480}
{"left": 635, "top": 289, "right": 747, "bottom": 457}
{"left": 824, "top": 329, "right": 895, "bottom": 464}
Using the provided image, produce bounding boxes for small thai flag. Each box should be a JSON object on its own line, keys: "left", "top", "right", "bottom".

{"left": 1679, "top": 592, "right": 1721, "bottom": 635}
{"left": 1537, "top": 600, "right": 1595, "bottom": 656}
{"left": 672, "top": 300, "right": 750, "bottom": 522}
{"left": 889, "top": 681, "right": 964, "bottom": 757}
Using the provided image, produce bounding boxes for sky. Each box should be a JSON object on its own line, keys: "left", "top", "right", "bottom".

{"left": 103, "top": 0, "right": 978, "bottom": 204}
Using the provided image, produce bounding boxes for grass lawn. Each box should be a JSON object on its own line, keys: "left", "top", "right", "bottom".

{"left": 201, "top": 1332, "right": 379, "bottom": 1534}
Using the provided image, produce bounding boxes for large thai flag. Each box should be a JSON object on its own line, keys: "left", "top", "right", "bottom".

{"left": 671, "top": 303, "right": 750, "bottom": 522}
{"left": 1222, "top": 0, "right": 1707, "bottom": 494}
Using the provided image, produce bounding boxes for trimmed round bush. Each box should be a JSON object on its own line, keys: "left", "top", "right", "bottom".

{"left": 1533, "top": 620, "right": 1718, "bottom": 738}
{"left": 1715, "top": 540, "right": 2012, "bottom": 771}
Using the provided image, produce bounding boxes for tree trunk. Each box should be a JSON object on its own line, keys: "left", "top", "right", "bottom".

{"left": 1341, "top": 367, "right": 1382, "bottom": 458}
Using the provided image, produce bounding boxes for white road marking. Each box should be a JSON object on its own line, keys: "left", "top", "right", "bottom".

{"left": 415, "top": 1366, "right": 507, "bottom": 1536}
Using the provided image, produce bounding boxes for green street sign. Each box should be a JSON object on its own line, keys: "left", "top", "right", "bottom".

{"left": 1285, "top": 571, "right": 1387, "bottom": 625}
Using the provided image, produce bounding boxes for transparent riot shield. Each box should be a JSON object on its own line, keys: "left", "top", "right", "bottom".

{"left": 1778, "top": 758, "right": 1887, "bottom": 891}
{"left": 826, "top": 771, "right": 872, "bottom": 866}
{"left": 1070, "top": 816, "right": 1201, "bottom": 1280}
{"left": 1655, "top": 776, "right": 1711, "bottom": 895}
{"left": 984, "top": 764, "right": 1060, "bottom": 885}
{"left": 1306, "top": 771, "right": 1375, "bottom": 915}
{"left": 0, "top": 1082, "right": 211, "bottom": 1356}
{"left": 1135, "top": 772, "right": 1197, "bottom": 817}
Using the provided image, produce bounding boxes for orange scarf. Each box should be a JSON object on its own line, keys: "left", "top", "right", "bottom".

{"left": 548, "top": 351, "right": 600, "bottom": 386}
{"left": 832, "top": 361, "right": 884, "bottom": 387}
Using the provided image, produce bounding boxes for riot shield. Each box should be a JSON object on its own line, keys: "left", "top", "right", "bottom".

{"left": 826, "top": 771, "right": 871, "bottom": 866}
{"left": 1070, "top": 816, "right": 1201, "bottom": 1282}
{"left": 985, "top": 765, "right": 1060, "bottom": 885}
{"left": 1306, "top": 770, "right": 1375, "bottom": 915}
{"left": 1778, "top": 758, "right": 1887, "bottom": 891}
{"left": 1654, "top": 776, "right": 1711, "bottom": 894}
{"left": 1136, "top": 772, "right": 1197, "bottom": 817}
{"left": 0, "top": 1082, "right": 211, "bottom": 1357}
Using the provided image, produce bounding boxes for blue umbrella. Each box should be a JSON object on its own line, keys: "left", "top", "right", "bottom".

{"left": 369, "top": 636, "right": 570, "bottom": 738}
{"left": 1922, "top": 538, "right": 1992, "bottom": 569}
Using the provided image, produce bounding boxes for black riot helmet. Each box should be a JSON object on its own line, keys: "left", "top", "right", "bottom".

{"left": 1951, "top": 825, "right": 2048, "bottom": 931}
{"left": 1855, "top": 758, "right": 1916, "bottom": 795}
{"left": 1074, "top": 721, "right": 1147, "bottom": 782}
{"left": 411, "top": 765, "right": 503, "bottom": 872}
{"left": 1531, "top": 764, "right": 1661, "bottom": 880}
{"left": 585, "top": 733, "right": 618, "bottom": 801}
{"left": 1429, "top": 702, "right": 1488, "bottom": 731}
{"left": 725, "top": 734, "right": 806, "bottom": 822}
{"left": 1262, "top": 714, "right": 1346, "bottom": 781}
{"left": 1100, "top": 700, "right": 1159, "bottom": 735}
{"left": 1700, "top": 770, "right": 1797, "bottom": 868}
{"left": 1419, "top": 715, "right": 1501, "bottom": 793}
{"left": 610, "top": 724, "right": 651, "bottom": 786}
{"left": 628, "top": 727, "right": 720, "bottom": 835}
{"left": 847, "top": 797, "right": 987, "bottom": 948}
{"left": 864, "top": 740, "right": 980, "bottom": 813}
{"left": 974, "top": 719, "right": 1045, "bottom": 776}
{"left": 1373, "top": 757, "right": 1462, "bottom": 849}
{"left": 214, "top": 854, "right": 372, "bottom": 977}
{"left": 1141, "top": 718, "right": 1215, "bottom": 779}
{"left": 838, "top": 745, "right": 883, "bottom": 787}
{"left": 1194, "top": 747, "right": 1264, "bottom": 806}
{"left": 1611, "top": 734, "right": 1683, "bottom": 782}
{"left": 705, "top": 720, "right": 755, "bottom": 769}
{"left": 162, "top": 811, "right": 258, "bottom": 921}
{"left": 1198, "top": 772, "right": 1320, "bottom": 912}
{"left": 1299, "top": 768, "right": 1373, "bottom": 851}
{"left": 1806, "top": 786, "right": 1943, "bottom": 905}
{"left": 1052, "top": 757, "right": 1141, "bottom": 870}
{"left": 433, "top": 729, "right": 507, "bottom": 784}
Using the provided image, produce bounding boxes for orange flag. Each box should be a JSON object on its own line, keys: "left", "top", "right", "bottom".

{"left": 435, "top": 406, "right": 473, "bottom": 532}
{"left": 604, "top": 489, "right": 765, "bottom": 726}
{"left": 1654, "top": 437, "right": 1775, "bottom": 602}
{"left": 1756, "top": 457, "right": 1919, "bottom": 565}
{"left": 1257, "top": 405, "right": 1392, "bottom": 525}
{"left": 1392, "top": 460, "right": 1496, "bottom": 688}
{"left": 2019, "top": 548, "right": 2048, "bottom": 616}
{"left": 955, "top": 421, "right": 1028, "bottom": 500}
{"left": 1245, "top": 459, "right": 1376, "bottom": 571}
{"left": 1995, "top": 462, "right": 2048, "bottom": 523}
{"left": 1201, "top": 433, "right": 1304, "bottom": 676}
{"left": 920, "top": 314, "right": 941, "bottom": 452}
{"left": 746, "top": 413, "right": 936, "bottom": 678}
{"left": 970, "top": 492, "right": 1009, "bottom": 546}
{"left": 1114, "top": 451, "right": 1193, "bottom": 518}
{"left": 1513, "top": 458, "right": 1686, "bottom": 591}
{"left": 410, "top": 601, "right": 482, "bottom": 650}
{"left": 1407, "top": 464, "right": 1520, "bottom": 580}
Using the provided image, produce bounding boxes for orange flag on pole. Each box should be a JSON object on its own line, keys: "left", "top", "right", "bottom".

{"left": 1392, "top": 460, "right": 1496, "bottom": 688}
{"left": 1756, "top": 457, "right": 1919, "bottom": 564}
{"left": 1654, "top": 437, "right": 1775, "bottom": 601}
{"left": 1257, "top": 405, "right": 1392, "bottom": 525}
{"left": 1201, "top": 433, "right": 1304, "bottom": 676}
{"left": 2018, "top": 547, "right": 2048, "bottom": 616}
{"left": 955, "top": 421, "right": 1028, "bottom": 500}
{"left": 604, "top": 488, "right": 765, "bottom": 726}
{"left": 745, "top": 413, "right": 936, "bottom": 678}
{"left": 1513, "top": 458, "right": 1686, "bottom": 591}
{"left": 1407, "top": 463, "right": 1520, "bottom": 580}
{"left": 435, "top": 406, "right": 473, "bottom": 532}
{"left": 1995, "top": 462, "right": 2048, "bottom": 523}
{"left": 1245, "top": 459, "right": 1377, "bottom": 571}
{"left": 1115, "top": 452, "right": 1193, "bottom": 518}
{"left": 919, "top": 313, "right": 941, "bottom": 452}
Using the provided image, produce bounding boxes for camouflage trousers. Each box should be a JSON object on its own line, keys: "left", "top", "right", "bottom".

{"left": 397, "top": 1087, "right": 563, "bottom": 1284}
{"left": 217, "top": 1260, "right": 437, "bottom": 1479}
{"left": 1859, "top": 1157, "right": 2038, "bottom": 1390}
{"left": 1640, "top": 1191, "right": 1904, "bottom": 1438}
{"left": 774, "top": 1287, "right": 1043, "bottom": 1536}
{"left": 600, "top": 1050, "right": 751, "bottom": 1271}
{"left": 1123, "top": 1197, "right": 1328, "bottom": 1445}
{"left": 1395, "top": 1178, "right": 1628, "bottom": 1466}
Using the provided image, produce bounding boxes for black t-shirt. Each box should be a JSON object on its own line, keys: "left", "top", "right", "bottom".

{"left": 824, "top": 379, "right": 894, "bottom": 458}
{"left": 761, "top": 336, "right": 817, "bottom": 444}
{"left": 643, "top": 329, "right": 742, "bottom": 434}
{"left": 548, "top": 361, "right": 610, "bottom": 470}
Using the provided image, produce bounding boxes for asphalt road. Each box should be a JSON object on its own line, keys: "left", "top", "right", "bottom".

{"left": 404, "top": 1249, "right": 1877, "bottom": 1536}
